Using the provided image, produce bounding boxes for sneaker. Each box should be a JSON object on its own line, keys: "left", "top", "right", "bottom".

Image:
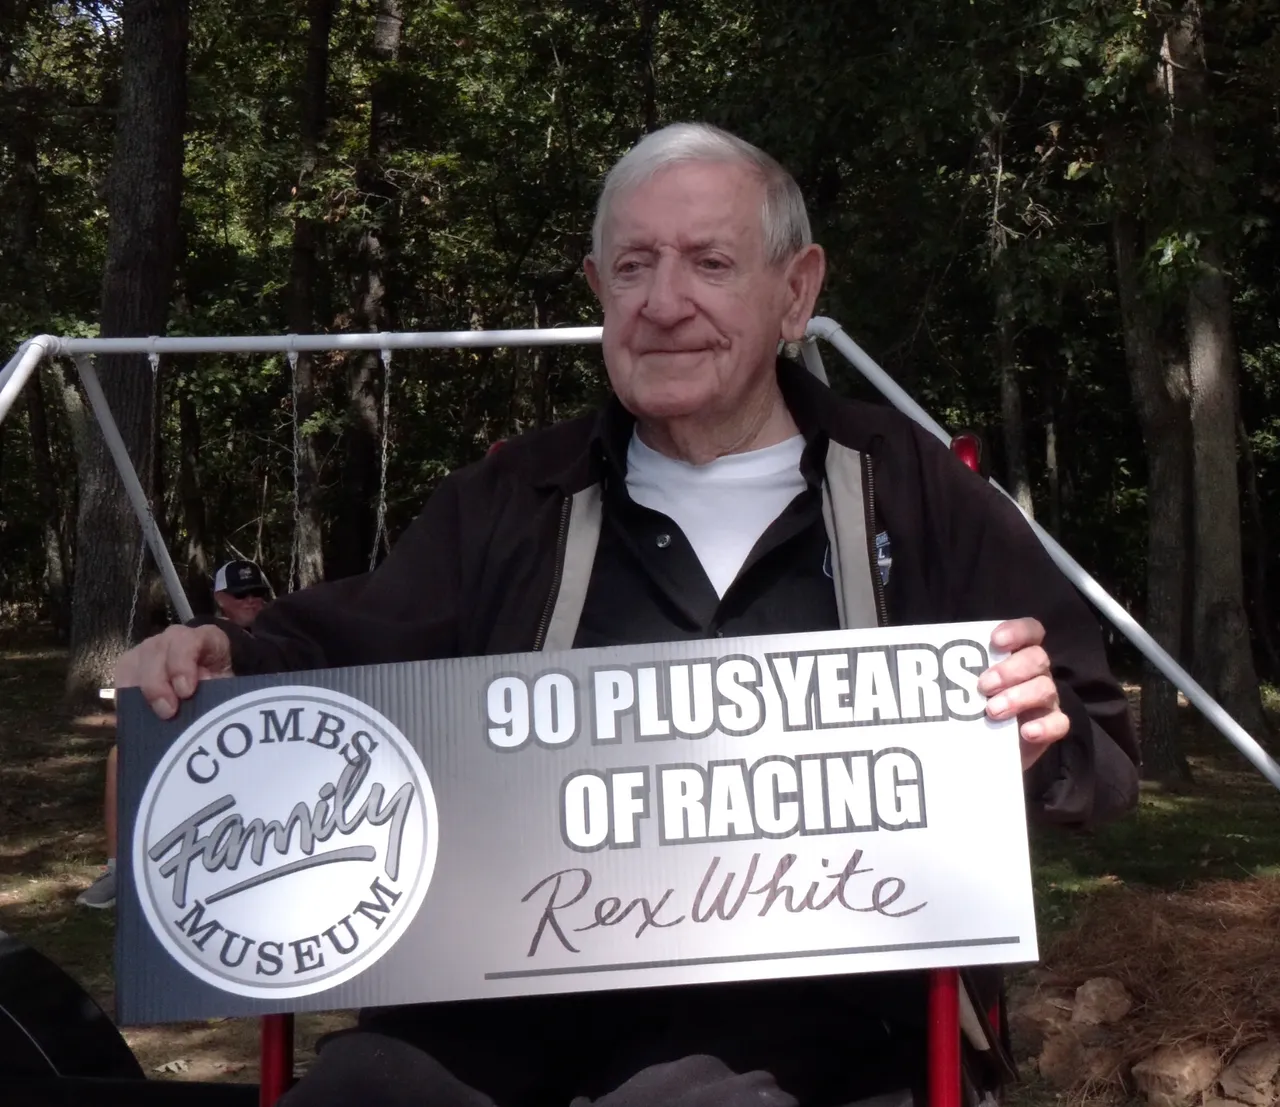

{"left": 77, "top": 866, "right": 116, "bottom": 910}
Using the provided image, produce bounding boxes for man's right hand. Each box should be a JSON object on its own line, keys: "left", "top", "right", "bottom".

{"left": 114, "top": 624, "right": 234, "bottom": 720}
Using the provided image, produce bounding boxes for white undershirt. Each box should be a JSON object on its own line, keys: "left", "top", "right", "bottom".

{"left": 626, "top": 431, "right": 808, "bottom": 598}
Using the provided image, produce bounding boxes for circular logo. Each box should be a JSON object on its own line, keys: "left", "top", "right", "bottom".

{"left": 133, "top": 686, "right": 437, "bottom": 999}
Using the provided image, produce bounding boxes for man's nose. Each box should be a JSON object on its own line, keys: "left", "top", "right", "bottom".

{"left": 640, "top": 253, "right": 694, "bottom": 327}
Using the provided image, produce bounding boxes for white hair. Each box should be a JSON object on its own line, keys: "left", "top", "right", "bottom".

{"left": 590, "top": 122, "right": 812, "bottom": 266}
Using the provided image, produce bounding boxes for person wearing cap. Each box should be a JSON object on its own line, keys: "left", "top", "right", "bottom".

{"left": 76, "top": 560, "right": 274, "bottom": 910}
{"left": 212, "top": 558, "right": 274, "bottom": 627}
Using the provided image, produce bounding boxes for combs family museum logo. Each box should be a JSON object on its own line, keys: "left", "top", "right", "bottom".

{"left": 133, "top": 687, "right": 437, "bottom": 999}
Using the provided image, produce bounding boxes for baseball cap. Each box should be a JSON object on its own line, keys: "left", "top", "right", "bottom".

{"left": 213, "top": 560, "right": 273, "bottom": 598}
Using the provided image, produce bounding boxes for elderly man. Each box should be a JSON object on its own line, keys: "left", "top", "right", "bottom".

{"left": 118, "top": 124, "right": 1137, "bottom": 1106}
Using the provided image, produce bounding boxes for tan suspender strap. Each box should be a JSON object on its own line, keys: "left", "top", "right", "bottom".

{"left": 820, "top": 441, "right": 879, "bottom": 630}
{"left": 541, "top": 484, "right": 604, "bottom": 652}
{"left": 548, "top": 447, "right": 873, "bottom": 649}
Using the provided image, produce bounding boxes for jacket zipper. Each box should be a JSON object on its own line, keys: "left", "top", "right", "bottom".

{"left": 533, "top": 494, "right": 573, "bottom": 650}
{"left": 862, "top": 452, "right": 889, "bottom": 627}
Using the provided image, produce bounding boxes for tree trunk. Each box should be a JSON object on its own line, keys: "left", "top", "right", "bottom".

{"left": 177, "top": 387, "right": 212, "bottom": 615}
{"left": 338, "top": 0, "right": 402, "bottom": 577}
{"left": 1239, "top": 415, "right": 1280, "bottom": 679}
{"left": 25, "top": 376, "right": 71, "bottom": 638}
{"left": 1164, "top": 2, "right": 1269, "bottom": 736}
{"left": 6, "top": 18, "right": 68, "bottom": 635}
{"left": 1113, "top": 212, "right": 1193, "bottom": 783}
{"left": 1185, "top": 249, "right": 1267, "bottom": 732}
{"left": 7, "top": 66, "right": 41, "bottom": 324}
{"left": 638, "top": 0, "right": 664, "bottom": 133}
{"left": 66, "top": 0, "right": 188, "bottom": 702}
{"left": 996, "top": 278, "right": 1034, "bottom": 517}
{"left": 287, "top": 0, "right": 334, "bottom": 589}
{"left": 1044, "top": 390, "right": 1061, "bottom": 538}
{"left": 41, "top": 359, "right": 87, "bottom": 592}
{"left": 987, "top": 118, "right": 1033, "bottom": 519}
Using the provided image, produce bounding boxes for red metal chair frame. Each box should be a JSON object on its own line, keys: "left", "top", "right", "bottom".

{"left": 260, "top": 1016, "right": 293, "bottom": 1107}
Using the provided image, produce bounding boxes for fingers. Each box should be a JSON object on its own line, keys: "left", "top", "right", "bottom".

{"left": 1019, "top": 705, "right": 1071, "bottom": 769}
{"left": 114, "top": 625, "right": 233, "bottom": 720}
{"left": 990, "top": 616, "right": 1045, "bottom": 653}
{"left": 979, "top": 618, "right": 1071, "bottom": 766}
{"left": 980, "top": 664, "right": 1052, "bottom": 718}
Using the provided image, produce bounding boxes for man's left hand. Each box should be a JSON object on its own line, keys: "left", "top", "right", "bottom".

{"left": 978, "top": 617, "right": 1070, "bottom": 770}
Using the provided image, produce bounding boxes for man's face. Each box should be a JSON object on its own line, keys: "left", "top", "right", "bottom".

{"left": 586, "top": 160, "right": 821, "bottom": 428}
{"left": 215, "top": 590, "right": 268, "bottom": 629}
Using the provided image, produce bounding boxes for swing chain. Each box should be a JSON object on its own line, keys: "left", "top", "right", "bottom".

{"left": 370, "top": 347, "right": 392, "bottom": 572}
{"left": 127, "top": 352, "right": 161, "bottom": 643}
{"left": 288, "top": 347, "right": 301, "bottom": 593}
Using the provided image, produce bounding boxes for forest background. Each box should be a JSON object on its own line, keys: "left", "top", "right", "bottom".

{"left": 2, "top": 0, "right": 1279, "bottom": 783}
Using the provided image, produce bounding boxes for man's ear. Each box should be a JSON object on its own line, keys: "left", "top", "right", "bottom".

{"left": 584, "top": 254, "right": 602, "bottom": 300}
{"left": 779, "top": 244, "right": 826, "bottom": 342}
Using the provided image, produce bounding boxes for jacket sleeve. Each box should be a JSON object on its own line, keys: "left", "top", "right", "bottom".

{"left": 206, "top": 469, "right": 469, "bottom": 676}
{"left": 912, "top": 426, "right": 1141, "bottom": 828}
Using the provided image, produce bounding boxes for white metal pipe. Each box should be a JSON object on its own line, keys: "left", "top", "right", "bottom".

{"left": 799, "top": 337, "right": 830, "bottom": 385}
{"left": 73, "top": 355, "right": 195, "bottom": 624}
{"left": 0, "top": 337, "right": 54, "bottom": 427}
{"left": 0, "top": 340, "right": 29, "bottom": 395}
{"left": 806, "top": 315, "right": 1280, "bottom": 792}
{"left": 10, "top": 319, "right": 1276, "bottom": 789}
{"left": 49, "top": 327, "right": 604, "bottom": 357}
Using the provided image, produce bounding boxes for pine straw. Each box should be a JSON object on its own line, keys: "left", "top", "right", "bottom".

{"left": 1042, "top": 874, "right": 1280, "bottom": 1061}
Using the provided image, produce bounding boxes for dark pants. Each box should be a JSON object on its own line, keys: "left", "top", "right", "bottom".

{"left": 279, "top": 977, "right": 929, "bottom": 1107}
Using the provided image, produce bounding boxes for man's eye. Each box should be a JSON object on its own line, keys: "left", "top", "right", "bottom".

{"left": 616, "top": 261, "right": 642, "bottom": 275}
{"left": 699, "top": 257, "right": 728, "bottom": 271}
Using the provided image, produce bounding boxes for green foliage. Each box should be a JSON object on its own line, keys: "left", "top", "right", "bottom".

{"left": 0, "top": 0, "right": 1277, "bottom": 655}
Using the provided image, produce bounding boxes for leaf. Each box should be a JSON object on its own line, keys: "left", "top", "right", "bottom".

{"left": 153, "top": 1059, "right": 191, "bottom": 1074}
{"left": 1060, "top": 56, "right": 1082, "bottom": 68}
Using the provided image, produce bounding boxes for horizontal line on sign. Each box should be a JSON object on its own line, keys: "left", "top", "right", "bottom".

{"left": 204, "top": 845, "right": 377, "bottom": 905}
{"left": 484, "top": 935, "right": 1021, "bottom": 981}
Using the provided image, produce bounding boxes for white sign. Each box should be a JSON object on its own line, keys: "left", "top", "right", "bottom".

{"left": 119, "top": 622, "right": 1038, "bottom": 1022}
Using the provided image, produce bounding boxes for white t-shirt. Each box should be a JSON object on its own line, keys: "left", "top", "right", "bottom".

{"left": 626, "top": 431, "right": 808, "bottom": 598}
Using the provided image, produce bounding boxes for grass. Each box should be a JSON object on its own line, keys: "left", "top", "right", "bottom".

{"left": 1, "top": 623, "right": 1277, "bottom": 1096}
{"left": 1031, "top": 742, "right": 1280, "bottom": 933}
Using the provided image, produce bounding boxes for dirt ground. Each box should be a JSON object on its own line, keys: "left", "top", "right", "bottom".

{"left": 2, "top": 621, "right": 1278, "bottom": 1100}
{"left": 0, "top": 625, "right": 355, "bottom": 1085}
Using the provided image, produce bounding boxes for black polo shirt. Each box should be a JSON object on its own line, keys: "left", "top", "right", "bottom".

{"left": 573, "top": 402, "right": 841, "bottom": 648}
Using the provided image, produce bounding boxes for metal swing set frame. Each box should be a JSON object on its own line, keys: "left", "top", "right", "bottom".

{"left": 1, "top": 318, "right": 1278, "bottom": 1107}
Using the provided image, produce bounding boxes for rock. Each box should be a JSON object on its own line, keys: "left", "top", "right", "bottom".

{"left": 1072, "top": 977, "right": 1134, "bottom": 1026}
{"left": 1009, "top": 988, "right": 1075, "bottom": 1056}
{"left": 1132, "top": 1045, "right": 1223, "bottom": 1107}
{"left": 1083, "top": 1043, "right": 1128, "bottom": 1085}
{"left": 1218, "top": 1040, "right": 1280, "bottom": 1107}
{"left": 1037, "top": 1029, "right": 1126, "bottom": 1088}
{"left": 1039, "top": 1032, "right": 1085, "bottom": 1087}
